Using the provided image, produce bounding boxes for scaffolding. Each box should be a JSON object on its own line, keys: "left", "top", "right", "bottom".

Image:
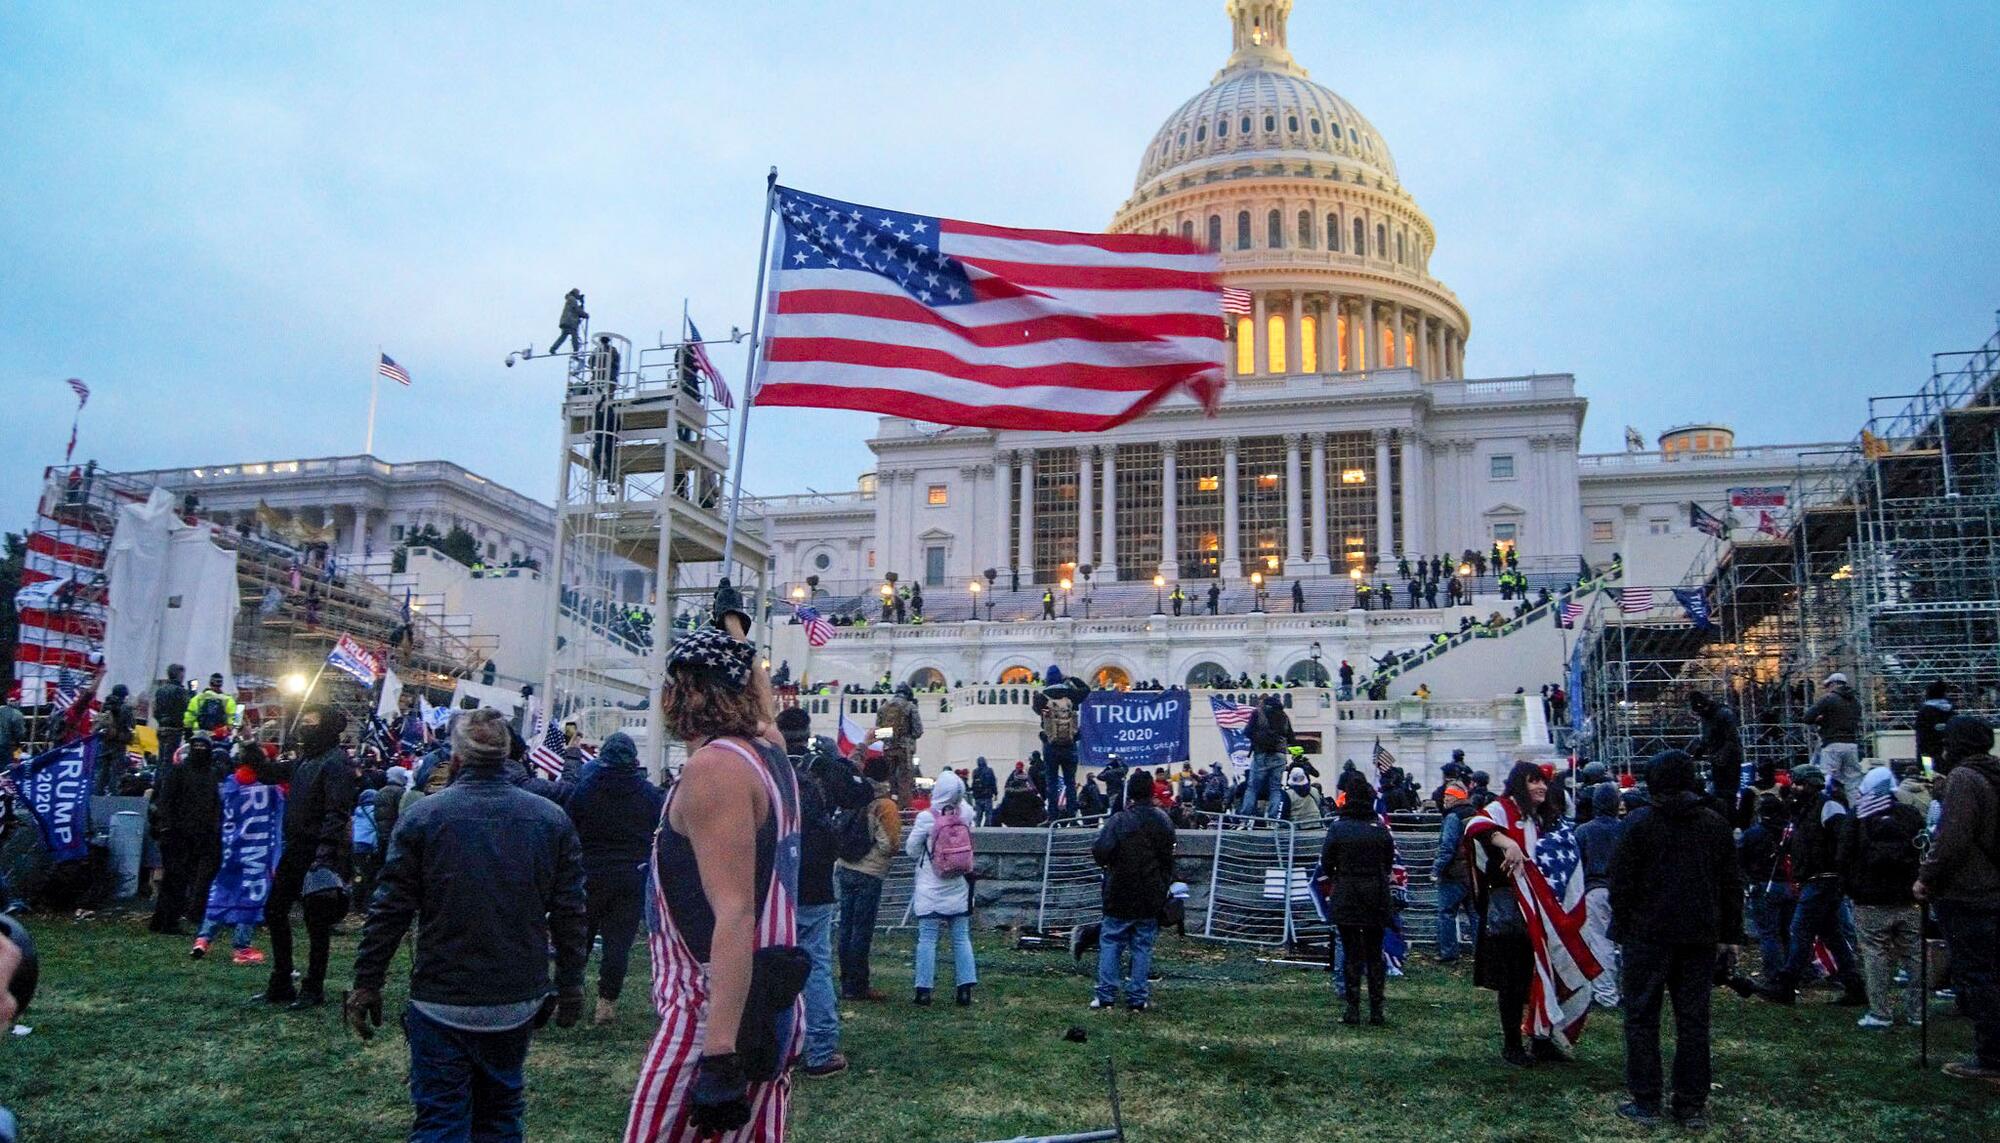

{"left": 1580, "top": 312, "right": 2000, "bottom": 774}
{"left": 538, "top": 328, "right": 771, "bottom": 768}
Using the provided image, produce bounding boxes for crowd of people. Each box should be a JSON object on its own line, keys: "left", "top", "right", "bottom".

{"left": 2, "top": 600, "right": 1996, "bottom": 1139}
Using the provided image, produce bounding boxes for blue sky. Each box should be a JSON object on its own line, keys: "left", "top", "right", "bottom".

{"left": 3, "top": 1, "right": 1996, "bottom": 529}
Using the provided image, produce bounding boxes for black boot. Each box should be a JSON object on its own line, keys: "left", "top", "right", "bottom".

{"left": 1341, "top": 994, "right": 1361, "bottom": 1025}
{"left": 913, "top": 987, "right": 932, "bottom": 1006}
{"left": 956, "top": 984, "right": 975, "bottom": 1008}
{"left": 1369, "top": 999, "right": 1386, "bottom": 1026}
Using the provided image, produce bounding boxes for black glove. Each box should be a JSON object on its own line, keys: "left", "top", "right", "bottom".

{"left": 688, "top": 1052, "right": 751, "bottom": 1135}
{"left": 554, "top": 987, "right": 584, "bottom": 1029}
{"left": 343, "top": 987, "right": 382, "bottom": 1040}
{"left": 711, "top": 579, "right": 751, "bottom": 638}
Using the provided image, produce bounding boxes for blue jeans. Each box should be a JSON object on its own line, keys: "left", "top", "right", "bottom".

{"left": 1748, "top": 885, "right": 1794, "bottom": 980}
{"left": 835, "top": 866, "right": 884, "bottom": 998}
{"left": 1239, "top": 752, "right": 1285, "bottom": 817}
{"left": 1435, "top": 880, "right": 1477, "bottom": 961}
{"left": 796, "top": 902, "right": 841, "bottom": 1066}
{"left": 1095, "top": 916, "right": 1158, "bottom": 1006}
{"left": 403, "top": 1004, "right": 532, "bottom": 1143}
{"left": 1779, "top": 880, "right": 1861, "bottom": 990}
{"left": 914, "top": 914, "right": 977, "bottom": 990}
{"left": 196, "top": 918, "right": 255, "bottom": 950}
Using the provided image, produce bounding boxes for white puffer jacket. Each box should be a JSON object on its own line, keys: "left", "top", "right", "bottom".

{"left": 906, "top": 770, "right": 973, "bottom": 918}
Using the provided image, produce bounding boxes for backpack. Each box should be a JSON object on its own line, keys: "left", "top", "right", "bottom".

{"left": 1043, "top": 696, "right": 1078, "bottom": 746}
{"left": 928, "top": 805, "right": 974, "bottom": 877}
{"left": 1848, "top": 808, "right": 1922, "bottom": 901}
{"left": 195, "top": 694, "right": 228, "bottom": 731}
{"left": 1200, "top": 771, "right": 1228, "bottom": 809}
{"left": 835, "top": 800, "right": 879, "bottom": 864}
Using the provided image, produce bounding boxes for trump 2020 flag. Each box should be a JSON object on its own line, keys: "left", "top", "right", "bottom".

{"left": 1209, "top": 694, "right": 1255, "bottom": 761}
{"left": 207, "top": 775, "right": 286, "bottom": 925}
{"left": 327, "top": 634, "right": 382, "bottom": 686}
{"left": 1674, "top": 587, "right": 1714, "bottom": 631}
{"left": 754, "top": 186, "right": 1226, "bottom": 429}
{"left": 1465, "top": 796, "right": 1602, "bottom": 1051}
{"left": 8, "top": 738, "right": 96, "bottom": 863}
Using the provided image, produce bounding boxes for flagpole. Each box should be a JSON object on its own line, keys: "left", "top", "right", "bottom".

{"left": 286, "top": 661, "right": 332, "bottom": 737}
{"left": 720, "top": 167, "right": 780, "bottom": 577}
{"left": 365, "top": 346, "right": 381, "bottom": 457}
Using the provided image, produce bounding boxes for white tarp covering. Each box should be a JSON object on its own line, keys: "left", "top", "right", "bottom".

{"left": 103, "top": 489, "right": 238, "bottom": 704}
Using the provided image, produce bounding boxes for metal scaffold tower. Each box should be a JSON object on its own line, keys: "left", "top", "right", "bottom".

{"left": 538, "top": 330, "right": 770, "bottom": 770}
{"left": 1579, "top": 312, "right": 2000, "bottom": 773}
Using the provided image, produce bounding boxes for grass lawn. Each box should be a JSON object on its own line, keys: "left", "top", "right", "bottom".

{"left": 2, "top": 911, "right": 1993, "bottom": 1141}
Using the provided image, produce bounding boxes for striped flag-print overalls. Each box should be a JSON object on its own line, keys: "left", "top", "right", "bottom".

{"left": 624, "top": 737, "right": 802, "bottom": 1142}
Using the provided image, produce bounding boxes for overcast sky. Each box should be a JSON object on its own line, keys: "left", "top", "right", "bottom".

{"left": 4, "top": 1, "right": 1996, "bottom": 529}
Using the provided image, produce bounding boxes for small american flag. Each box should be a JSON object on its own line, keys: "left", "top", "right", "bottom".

{"left": 1558, "top": 599, "right": 1586, "bottom": 629}
{"left": 1372, "top": 738, "right": 1395, "bottom": 776}
{"left": 794, "top": 603, "right": 834, "bottom": 647}
{"left": 1220, "top": 287, "right": 1253, "bottom": 315}
{"left": 1210, "top": 695, "right": 1255, "bottom": 729}
{"left": 377, "top": 353, "right": 412, "bottom": 387}
{"left": 527, "top": 714, "right": 566, "bottom": 780}
{"left": 51, "top": 672, "right": 85, "bottom": 714}
{"left": 1619, "top": 587, "right": 1655, "bottom": 615}
{"left": 687, "top": 320, "right": 732, "bottom": 409}
{"left": 66, "top": 377, "right": 90, "bottom": 406}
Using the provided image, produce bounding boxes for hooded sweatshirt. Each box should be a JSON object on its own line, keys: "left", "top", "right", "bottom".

{"left": 906, "top": 770, "right": 972, "bottom": 917}
{"left": 1609, "top": 789, "right": 1744, "bottom": 947}
{"left": 1844, "top": 766, "right": 1924, "bottom": 907}
{"left": 1574, "top": 784, "right": 1626, "bottom": 892}
{"left": 563, "top": 732, "right": 663, "bottom": 880}
{"left": 1921, "top": 753, "right": 2000, "bottom": 906}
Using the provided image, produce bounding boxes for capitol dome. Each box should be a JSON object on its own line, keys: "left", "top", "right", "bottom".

{"left": 1110, "top": 0, "right": 1469, "bottom": 383}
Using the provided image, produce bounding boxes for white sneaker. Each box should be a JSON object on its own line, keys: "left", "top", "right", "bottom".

{"left": 1856, "top": 1013, "right": 1894, "bottom": 1030}
{"left": 1089, "top": 998, "right": 1110, "bottom": 1009}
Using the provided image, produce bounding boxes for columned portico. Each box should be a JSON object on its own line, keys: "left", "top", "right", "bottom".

{"left": 1399, "top": 430, "right": 1425, "bottom": 556}
{"left": 1283, "top": 433, "right": 1306, "bottom": 574}
{"left": 1372, "top": 429, "right": 1395, "bottom": 559}
{"left": 1308, "top": 432, "right": 1328, "bottom": 570}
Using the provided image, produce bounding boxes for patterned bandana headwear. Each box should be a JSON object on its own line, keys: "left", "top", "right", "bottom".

{"left": 666, "top": 626, "right": 755, "bottom": 690}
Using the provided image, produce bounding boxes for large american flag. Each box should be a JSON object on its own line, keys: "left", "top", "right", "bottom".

{"left": 1465, "top": 797, "right": 1602, "bottom": 1050}
{"left": 377, "top": 353, "right": 412, "bottom": 387}
{"left": 794, "top": 604, "right": 833, "bottom": 647}
{"left": 753, "top": 186, "right": 1226, "bottom": 430}
{"left": 1219, "top": 287, "right": 1253, "bottom": 315}
{"left": 687, "top": 319, "right": 733, "bottom": 409}
{"left": 1618, "top": 587, "right": 1655, "bottom": 615}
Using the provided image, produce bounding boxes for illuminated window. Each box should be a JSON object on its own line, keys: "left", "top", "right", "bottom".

{"left": 1093, "top": 665, "right": 1132, "bottom": 691}
{"left": 1490, "top": 455, "right": 1516, "bottom": 479}
{"left": 1177, "top": 440, "right": 1226, "bottom": 578}
{"left": 1493, "top": 525, "right": 1518, "bottom": 546}
{"left": 1267, "top": 314, "right": 1287, "bottom": 373}
{"left": 1591, "top": 520, "right": 1616, "bottom": 542}
{"left": 1380, "top": 324, "right": 1393, "bottom": 369}
{"left": 1300, "top": 314, "right": 1318, "bottom": 372}
{"left": 1197, "top": 475, "right": 1220, "bottom": 492}
{"left": 927, "top": 484, "right": 948, "bottom": 506}
{"left": 1404, "top": 328, "right": 1415, "bottom": 368}
{"left": 999, "top": 665, "right": 1034, "bottom": 684}
{"left": 1337, "top": 311, "right": 1350, "bottom": 370}
{"left": 1257, "top": 473, "right": 1280, "bottom": 489}
{"left": 1235, "top": 316, "right": 1254, "bottom": 375}
{"left": 1340, "top": 468, "right": 1368, "bottom": 485}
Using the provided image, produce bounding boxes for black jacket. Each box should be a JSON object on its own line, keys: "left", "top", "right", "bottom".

{"left": 151, "top": 682, "right": 191, "bottom": 731}
{"left": 1608, "top": 791, "right": 1744, "bottom": 947}
{"left": 564, "top": 738, "right": 663, "bottom": 881}
{"left": 789, "top": 743, "right": 852, "bottom": 908}
{"left": 1842, "top": 803, "right": 1924, "bottom": 907}
{"left": 1691, "top": 706, "right": 1743, "bottom": 794}
{"left": 151, "top": 759, "right": 222, "bottom": 844}
{"left": 1914, "top": 698, "right": 1954, "bottom": 763}
{"left": 997, "top": 786, "right": 1045, "bottom": 827}
{"left": 1785, "top": 794, "right": 1847, "bottom": 883}
{"left": 1248, "top": 704, "right": 1293, "bottom": 754}
{"left": 1092, "top": 801, "right": 1176, "bottom": 920}
{"left": 1318, "top": 811, "right": 1395, "bottom": 926}
{"left": 1802, "top": 687, "right": 1861, "bottom": 744}
{"left": 353, "top": 767, "right": 588, "bottom": 1005}
{"left": 276, "top": 746, "right": 358, "bottom": 870}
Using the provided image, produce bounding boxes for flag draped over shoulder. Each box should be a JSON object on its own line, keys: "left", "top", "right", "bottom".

{"left": 207, "top": 776, "right": 285, "bottom": 925}
{"left": 1464, "top": 796, "right": 1601, "bottom": 1050}
{"left": 754, "top": 186, "right": 1226, "bottom": 430}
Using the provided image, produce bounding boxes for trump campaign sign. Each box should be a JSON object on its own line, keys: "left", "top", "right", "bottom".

{"left": 1079, "top": 688, "right": 1191, "bottom": 769}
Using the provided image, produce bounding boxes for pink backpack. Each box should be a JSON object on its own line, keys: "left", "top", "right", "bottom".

{"left": 928, "top": 804, "right": 975, "bottom": 878}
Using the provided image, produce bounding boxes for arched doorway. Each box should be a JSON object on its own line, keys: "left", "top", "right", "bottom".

{"left": 1185, "top": 661, "right": 1231, "bottom": 688}
{"left": 1285, "top": 659, "right": 1330, "bottom": 687}
{"left": 998, "top": 665, "right": 1035, "bottom": 685}
{"left": 1092, "top": 665, "right": 1132, "bottom": 691}
{"left": 906, "top": 667, "right": 946, "bottom": 691}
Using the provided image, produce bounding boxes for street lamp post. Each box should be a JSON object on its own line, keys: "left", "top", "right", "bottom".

{"left": 968, "top": 579, "right": 981, "bottom": 621}
{"left": 1250, "top": 570, "right": 1265, "bottom": 613}
{"left": 1153, "top": 572, "right": 1166, "bottom": 614}
{"left": 1060, "top": 577, "right": 1072, "bottom": 618}
{"left": 1309, "top": 640, "right": 1325, "bottom": 687}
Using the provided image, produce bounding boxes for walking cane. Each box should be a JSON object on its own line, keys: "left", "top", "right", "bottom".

{"left": 1918, "top": 901, "right": 1929, "bottom": 1070}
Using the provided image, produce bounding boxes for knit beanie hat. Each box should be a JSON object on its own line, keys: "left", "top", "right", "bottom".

{"left": 453, "top": 708, "right": 512, "bottom": 767}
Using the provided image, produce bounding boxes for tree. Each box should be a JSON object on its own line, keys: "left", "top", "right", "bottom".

{"left": 0, "top": 532, "right": 21, "bottom": 693}
{"left": 441, "top": 526, "right": 480, "bottom": 567}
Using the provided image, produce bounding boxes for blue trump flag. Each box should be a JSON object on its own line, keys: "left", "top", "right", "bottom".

{"left": 1079, "top": 688, "right": 1191, "bottom": 769}
{"left": 1673, "top": 587, "right": 1714, "bottom": 631}
{"left": 8, "top": 738, "right": 96, "bottom": 863}
{"left": 206, "top": 776, "right": 286, "bottom": 925}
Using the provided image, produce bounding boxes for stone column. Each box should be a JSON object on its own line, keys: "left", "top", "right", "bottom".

{"left": 1359, "top": 299, "right": 1377, "bottom": 371}
{"left": 1016, "top": 452, "right": 1035, "bottom": 579}
{"left": 1221, "top": 436, "right": 1243, "bottom": 578}
{"left": 961, "top": 463, "right": 983, "bottom": 579}
{"left": 1286, "top": 293, "right": 1303, "bottom": 376}
{"left": 994, "top": 450, "right": 1013, "bottom": 578}
{"left": 1099, "top": 444, "right": 1118, "bottom": 581}
{"left": 1320, "top": 296, "right": 1338, "bottom": 374}
{"left": 1389, "top": 304, "right": 1405, "bottom": 369}
{"left": 1253, "top": 293, "right": 1269, "bottom": 375}
{"left": 1309, "top": 432, "right": 1328, "bottom": 569}
{"left": 1076, "top": 444, "right": 1094, "bottom": 568}
{"left": 1449, "top": 332, "right": 1463, "bottom": 379}
{"left": 1159, "top": 440, "right": 1179, "bottom": 579}
{"left": 1399, "top": 430, "right": 1425, "bottom": 556}
{"left": 1416, "top": 315, "right": 1432, "bottom": 380}
{"left": 1373, "top": 428, "right": 1395, "bottom": 560}
{"left": 1283, "top": 433, "right": 1305, "bottom": 574}
{"left": 1431, "top": 322, "right": 1446, "bottom": 381}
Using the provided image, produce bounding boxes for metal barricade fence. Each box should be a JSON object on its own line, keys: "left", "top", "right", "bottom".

{"left": 1200, "top": 816, "right": 1301, "bottom": 946}
{"left": 877, "top": 851, "right": 916, "bottom": 930}
{"left": 1036, "top": 816, "right": 1109, "bottom": 933}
